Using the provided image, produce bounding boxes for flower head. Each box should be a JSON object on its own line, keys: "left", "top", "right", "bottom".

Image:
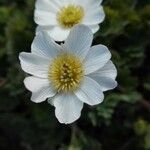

{"left": 19, "top": 25, "right": 117, "bottom": 124}
{"left": 34, "top": 0, "right": 105, "bottom": 41}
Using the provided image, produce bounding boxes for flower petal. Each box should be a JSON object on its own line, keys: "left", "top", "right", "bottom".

{"left": 61, "top": 0, "right": 75, "bottom": 6}
{"left": 47, "top": 97, "right": 55, "bottom": 106}
{"left": 84, "top": 45, "right": 111, "bottom": 75}
{"left": 24, "top": 76, "right": 50, "bottom": 92}
{"left": 32, "top": 31, "right": 61, "bottom": 58}
{"left": 35, "top": 0, "right": 60, "bottom": 13}
{"left": 19, "top": 52, "right": 50, "bottom": 78}
{"left": 46, "top": 26, "right": 70, "bottom": 41}
{"left": 34, "top": 10, "right": 57, "bottom": 26}
{"left": 91, "top": 60, "right": 117, "bottom": 80}
{"left": 64, "top": 25, "right": 93, "bottom": 60}
{"left": 53, "top": 93, "right": 83, "bottom": 124}
{"left": 24, "top": 76, "right": 56, "bottom": 103}
{"left": 75, "top": 0, "right": 103, "bottom": 8}
{"left": 75, "top": 76, "right": 104, "bottom": 106}
{"left": 36, "top": 26, "right": 70, "bottom": 42}
{"left": 83, "top": 6, "right": 105, "bottom": 25}
{"left": 88, "top": 75, "right": 117, "bottom": 91}
{"left": 31, "top": 86, "right": 55, "bottom": 103}
{"left": 90, "top": 24, "right": 100, "bottom": 33}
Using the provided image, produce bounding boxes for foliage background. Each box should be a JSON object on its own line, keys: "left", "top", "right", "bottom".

{"left": 0, "top": 0, "right": 149, "bottom": 149}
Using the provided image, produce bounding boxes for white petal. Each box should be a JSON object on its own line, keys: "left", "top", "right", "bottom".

{"left": 24, "top": 76, "right": 50, "bottom": 92}
{"left": 31, "top": 86, "right": 55, "bottom": 103}
{"left": 36, "top": 26, "right": 49, "bottom": 35}
{"left": 90, "top": 24, "right": 100, "bottom": 33}
{"left": 46, "top": 26, "right": 70, "bottom": 41}
{"left": 36, "top": 26, "right": 70, "bottom": 42}
{"left": 64, "top": 25, "right": 93, "bottom": 60}
{"left": 75, "top": 0, "right": 103, "bottom": 8}
{"left": 92, "top": 60, "right": 117, "bottom": 80}
{"left": 75, "top": 76, "right": 104, "bottom": 106}
{"left": 84, "top": 45, "right": 111, "bottom": 75}
{"left": 32, "top": 31, "right": 61, "bottom": 58}
{"left": 34, "top": 10, "right": 57, "bottom": 26}
{"left": 34, "top": 0, "right": 64, "bottom": 26}
{"left": 47, "top": 97, "right": 55, "bottom": 106}
{"left": 88, "top": 75, "right": 117, "bottom": 91}
{"left": 24, "top": 76, "right": 56, "bottom": 103}
{"left": 61, "top": 0, "right": 75, "bottom": 5}
{"left": 19, "top": 52, "right": 49, "bottom": 78}
{"left": 35, "top": 0, "right": 60, "bottom": 13}
{"left": 83, "top": 6, "right": 105, "bottom": 25}
{"left": 53, "top": 93, "right": 83, "bottom": 124}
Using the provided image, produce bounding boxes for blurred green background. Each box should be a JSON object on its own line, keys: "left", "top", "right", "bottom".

{"left": 0, "top": 0, "right": 150, "bottom": 149}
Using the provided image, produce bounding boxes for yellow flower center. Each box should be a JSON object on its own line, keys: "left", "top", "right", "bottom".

{"left": 48, "top": 53, "right": 84, "bottom": 92}
{"left": 57, "top": 5, "right": 84, "bottom": 29}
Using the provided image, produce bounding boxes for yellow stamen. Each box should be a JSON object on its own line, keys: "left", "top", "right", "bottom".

{"left": 57, "top": 5, "right": 84, "bottom": 29}
{"left": 48, "top": 53, "right": 84, "bottom": 92}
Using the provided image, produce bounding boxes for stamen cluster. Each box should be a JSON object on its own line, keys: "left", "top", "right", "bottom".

{"left": 48, "top": 53, "right": 84, "bottom": 92}
{"left": 57, "top": 5, "right": 84, "bottom": 29}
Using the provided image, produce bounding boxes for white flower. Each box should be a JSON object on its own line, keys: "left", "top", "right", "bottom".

{"left": 34, "top": 0, "right": 105, "bottom": 41}
{"left": 19, "top": 25, "right": 117, "bottom": 124}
